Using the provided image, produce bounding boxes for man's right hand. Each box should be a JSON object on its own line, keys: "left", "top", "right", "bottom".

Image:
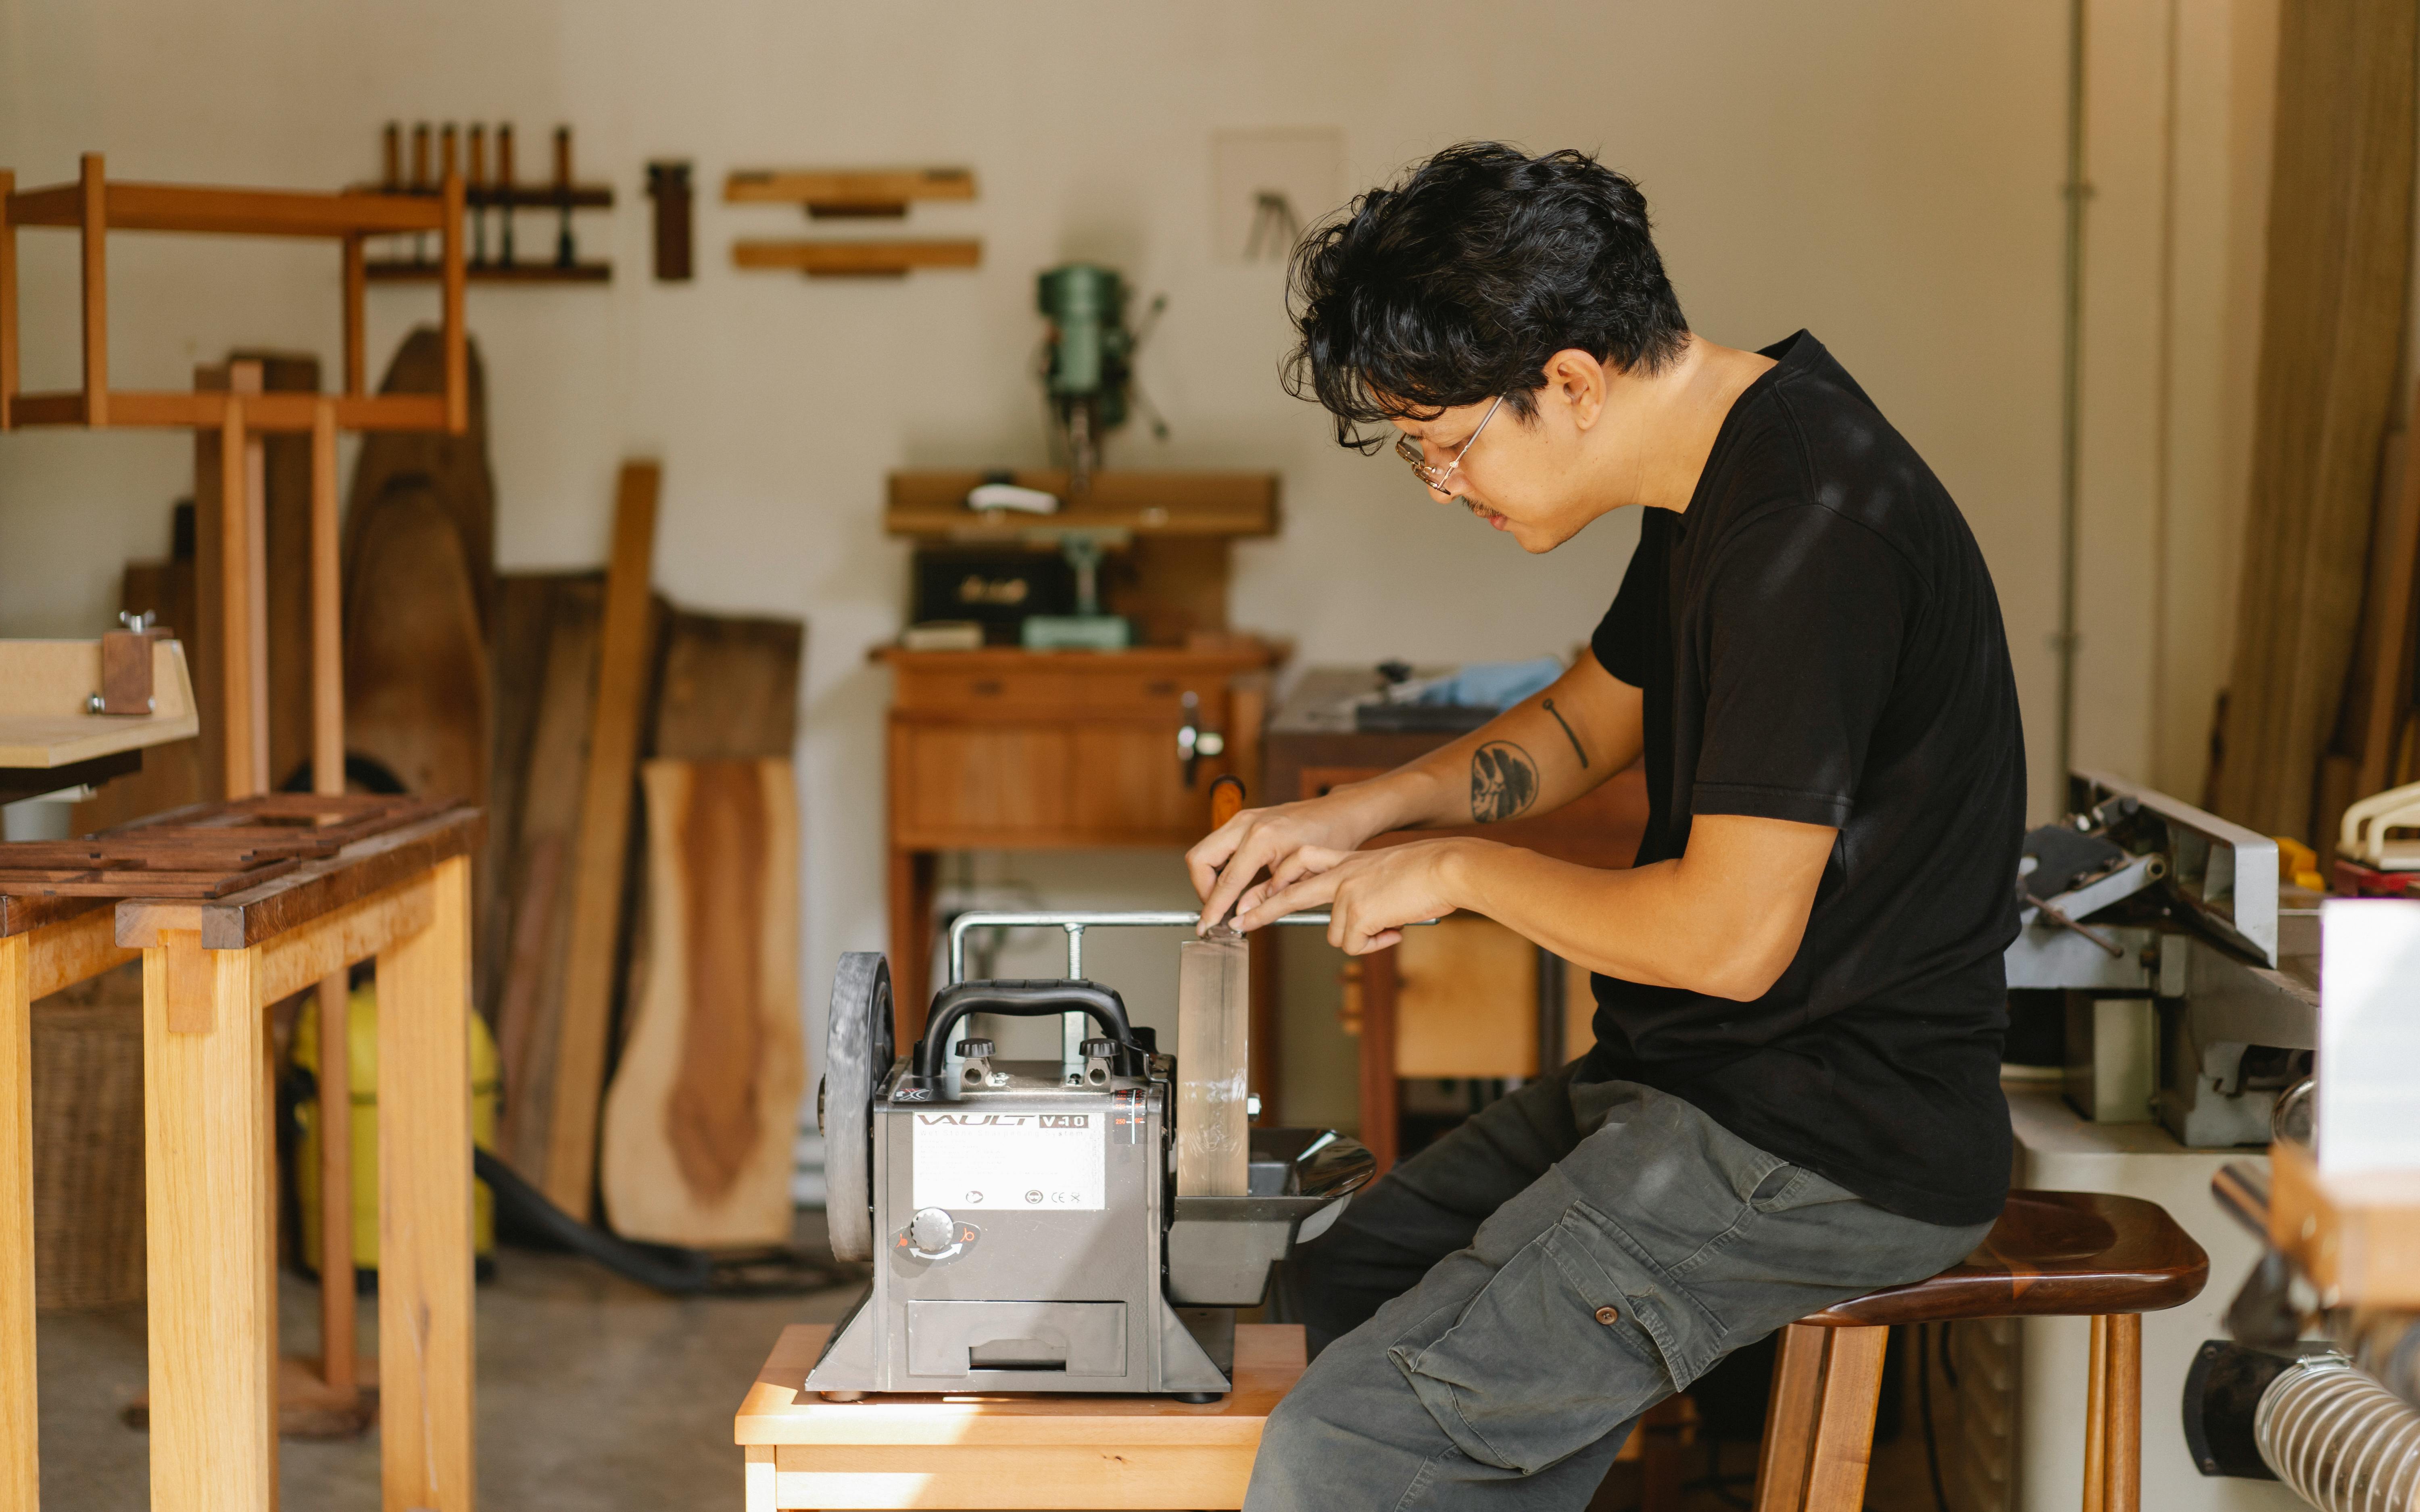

{"left": 1187, "top": 785, "right": 1402, "bottom": 934}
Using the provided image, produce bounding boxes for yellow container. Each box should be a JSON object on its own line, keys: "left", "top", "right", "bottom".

{"left": 294, "top": 982, "right": 499, "bottom": 1271}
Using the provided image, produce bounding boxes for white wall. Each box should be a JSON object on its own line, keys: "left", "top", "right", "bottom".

{"left": 6, "top": 0, "right": 2160, "bottom": 1066}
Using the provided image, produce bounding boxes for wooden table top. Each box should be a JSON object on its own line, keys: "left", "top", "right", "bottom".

{"left": 735, "top": 1324, "right": 1307, "bottom": 1447}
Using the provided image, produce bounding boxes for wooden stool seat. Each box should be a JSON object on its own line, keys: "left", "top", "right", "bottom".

{"left": 1752, "top": 1188, "right": 2207, "bottom": 1512}
{"left": 1801, "top": 1189, "right": 2207, "bottom": 1327}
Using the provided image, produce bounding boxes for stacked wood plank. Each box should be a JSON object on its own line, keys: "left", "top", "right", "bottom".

{"left": 598, "top": 608, "right": 806, "bottom": 1245}
{"left": 2216, "top": 0, "right": 2418, "bottom": 844}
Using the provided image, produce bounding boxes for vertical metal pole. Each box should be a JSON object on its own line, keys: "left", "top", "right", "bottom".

{"left": 2055, "top": 0, "right": 2092, "bottom": 799}
{"left": 1062, "top": 924, "right": 1087, "bottom": 1082}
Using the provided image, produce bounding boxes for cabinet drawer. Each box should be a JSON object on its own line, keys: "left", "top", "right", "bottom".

{"left": 1066, "top": 725, "right": 1221, "bottom": 836}
{"left": 1076, "top": 672, "right": 1220, "bottom": 712}
{"left": 898, "top": 725, "right": 1071, "bottom": 833}
{"left": 893, "top": 666, "right": 1080, "bottom": 711}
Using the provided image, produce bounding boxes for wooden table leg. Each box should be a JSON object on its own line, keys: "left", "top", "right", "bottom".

{"left": 376, "top": 856, "right": 475, "bottom": 1512}
{"left": 886, "top": 847, "right": 935, "bottom": 1046}
{"left": 0, "top": 934, "right": 37, "bottom": 1512}
{"left": 144, "top": 928, "right": 278, "bottom": 1511}
{"left": 1354, "top": 945, "right": 1400, "bottom": 1173}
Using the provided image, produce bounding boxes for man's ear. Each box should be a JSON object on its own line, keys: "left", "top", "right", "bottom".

{"left": 1542, "top": 348, "right": 1610, "bottom": 431}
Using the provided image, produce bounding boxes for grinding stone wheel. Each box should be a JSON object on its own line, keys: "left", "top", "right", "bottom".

{"left": 820, "top": 952, "right": 895, "bottom": 1262}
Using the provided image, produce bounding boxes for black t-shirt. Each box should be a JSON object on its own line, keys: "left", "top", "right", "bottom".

{"left": 1580, "top": 330, "right": 2024, "bottom": 1226}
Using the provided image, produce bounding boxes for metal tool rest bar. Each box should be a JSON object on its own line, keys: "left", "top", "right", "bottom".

{"left": 944, "top": 910, "right": 1426, "bottom": 1080}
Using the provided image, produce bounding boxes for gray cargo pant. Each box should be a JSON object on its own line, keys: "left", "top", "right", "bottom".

{"left": 1246, "top": 1067, "right": 1996, "bottom": 1510}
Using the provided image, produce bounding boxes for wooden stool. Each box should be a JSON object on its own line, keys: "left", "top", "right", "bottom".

{"left": 734, "top": 1323, "right": 1307, "bottom": 1511}
{"left": 1749, "top": 1189, "right": 2207, "bottom": 1512}
{"left": 2, "top": 803, "right": 480, "bottom": 1512}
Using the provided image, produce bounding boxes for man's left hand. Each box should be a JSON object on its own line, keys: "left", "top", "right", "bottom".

{"left": 1232, "top": 837, "right": 1490, "bottom": 953}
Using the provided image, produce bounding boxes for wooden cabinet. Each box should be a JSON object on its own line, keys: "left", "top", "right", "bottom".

{"left": 1265, "top": 670, "right": 1649, "bottom": 1171}
{"left": 882, "top": 644, "right": 1278, "bottom": 1024}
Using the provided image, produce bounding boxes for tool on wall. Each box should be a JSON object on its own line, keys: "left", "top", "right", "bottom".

{"left": 646, "top": 161, "right": 693, "bottom": 282}
{"left": 726, "top": 166, "right": 980, "bottom": 279}
{"left": 1035, "top": 263, "right": 1166, "bottom": 495}
{"left": 362, "top": 121, "right": 613, "bottom": 283}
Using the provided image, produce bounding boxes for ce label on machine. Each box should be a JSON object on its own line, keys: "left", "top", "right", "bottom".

{"left": 911, "top": 1112, "right": 1106, "bottom": 1211}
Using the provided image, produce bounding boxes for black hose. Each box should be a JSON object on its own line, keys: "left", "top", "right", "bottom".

{"left": 477, "top": 1147, "right": 716, "bottom": 1291}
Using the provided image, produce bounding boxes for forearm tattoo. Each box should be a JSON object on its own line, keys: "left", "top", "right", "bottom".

{"left": 1542, "top": 698, "right": 1588, "bottom": 770}
{"left": 1470, "top": 741, "right": 1539, "bottom": 822}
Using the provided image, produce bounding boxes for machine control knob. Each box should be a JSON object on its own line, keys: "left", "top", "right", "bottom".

{"left": 910, "top": 1207, "right": 955, "bottom": 1254}
{"left": 1080, "top": 1038, "right": 1118, "bottom": 1059}
{"left": 954, "top": 1037, "right": 995, "bottom": 1057}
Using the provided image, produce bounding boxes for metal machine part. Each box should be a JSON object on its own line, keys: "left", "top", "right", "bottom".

{"left": 1035, "top": 263, "right": 1165, "bottom": 493}
{"left": 2005, "top": 772, "right": 2314, "bottom": 1146}
{"left": 2255, "top": 1354, "right": 2420, "bottom": 1509}
{"left": 808, "top": 935, "right": 1375, "bottom": 1399}
{"left": 818, "top": 953, "right": 895, "bottom": 1262}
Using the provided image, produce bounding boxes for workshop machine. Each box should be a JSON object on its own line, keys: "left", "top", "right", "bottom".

{"left": 1035, "top": 263, "right": 1164, "bottom": 495}
{"left": 2007, "top": 770, "right": 2316, "bottom": 1146}
{"left": 809, "top": 911, "right": 1374, "bottom": 1399}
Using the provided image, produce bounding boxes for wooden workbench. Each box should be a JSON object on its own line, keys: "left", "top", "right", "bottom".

{"left": 1, "top": 804, "right": 480, "bottom": 1512}
{"left": 735, "top": 1322, "right": 1307, "bottom": 1511}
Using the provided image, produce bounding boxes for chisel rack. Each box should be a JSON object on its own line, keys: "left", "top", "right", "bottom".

{"left": 357, "top": 122, "right": 614, "bottom": 284}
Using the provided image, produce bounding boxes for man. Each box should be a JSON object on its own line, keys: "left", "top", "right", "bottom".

{"left": 1186, "top": 144, "right": 2025, "bottom": 1508}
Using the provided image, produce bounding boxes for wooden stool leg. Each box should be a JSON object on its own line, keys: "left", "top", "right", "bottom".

{"left": 0, "top": 936, "right": 37, "bottom": 1512}
{"left": 144, "top": 930, "right": 278, "bottom": 1511}
{"left": 1800, "top": 1326, "right": 1888, "bottom": 1511}
{"left": 1753, "top": 1323, "right": 1828, "bottom": 1510}
{"left": 2104, "top": 1314, "right": 2141, "bottom": 1512}
{"left": 376, "top": 857, "right": 475, "bottom": 1512}
{"left": 2083, "top": 1315, "right": 2109, "bottom": 1512}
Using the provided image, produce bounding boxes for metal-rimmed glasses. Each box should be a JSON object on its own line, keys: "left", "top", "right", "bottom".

{"left": 1394, "top": 394, "right": 1506, "bottom": 496}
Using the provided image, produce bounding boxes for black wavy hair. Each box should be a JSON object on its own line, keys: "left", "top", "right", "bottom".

{"left": 1284, "top": 143, "right": 1690, "bottom": 450}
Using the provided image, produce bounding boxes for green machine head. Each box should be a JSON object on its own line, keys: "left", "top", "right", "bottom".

{"left": 1036, "top": 263, "right": 1163, "bottom": 494}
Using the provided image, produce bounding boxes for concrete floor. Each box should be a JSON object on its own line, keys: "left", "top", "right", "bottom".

{"left": 34, "top": 1216, "right": 1950, "bottom": 1512}
{"left": 32, "top": 1221, "right": 864, "bottom": 1511}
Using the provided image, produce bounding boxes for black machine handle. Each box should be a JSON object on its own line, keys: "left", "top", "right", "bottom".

{"left": 913, "top": 979, "right": 1141, "bottom": 1085}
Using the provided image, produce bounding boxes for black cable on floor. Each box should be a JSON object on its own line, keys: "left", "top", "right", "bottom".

{"left": 478, "top": 1147, "right": 863, "bottom": 1295}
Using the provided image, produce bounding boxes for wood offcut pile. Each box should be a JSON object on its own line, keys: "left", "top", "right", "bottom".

{"left": 81, "top": 327, "right": 808, "bottom": 1249}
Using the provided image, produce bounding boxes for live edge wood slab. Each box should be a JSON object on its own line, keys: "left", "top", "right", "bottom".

{"left": 735, "top": 1323, "right": 1306, "bottom": 1512}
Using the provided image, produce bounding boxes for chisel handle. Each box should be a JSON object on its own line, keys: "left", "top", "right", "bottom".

{"left": 1209, "top": 774, "right": 1246, "bottom": 832}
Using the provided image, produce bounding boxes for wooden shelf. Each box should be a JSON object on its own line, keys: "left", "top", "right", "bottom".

{"left": 886, "top": 470, "right": 1280, "bottom": 538}
{"left": 724, "top": 167, "right": 974, "bottom": 217}
{"left": 6, "top": 179, "right": 442, "bottom": 238}
{"left": 347, "top": 181, "right": 613, "bottom": 211}
{"left": 8, "top": 389, "right": 444, "bottom": 431}
{"left": 733, "top": 238, "right": 981, "bottom": 277}
{"left": 365, "top": 260, "right": 610, "bottom": 284}
{"left": 0, "top": 638, "right": 198, "bottom": 768}
{"left": 2, "top": 152, "right": 468, "bottom": 431}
